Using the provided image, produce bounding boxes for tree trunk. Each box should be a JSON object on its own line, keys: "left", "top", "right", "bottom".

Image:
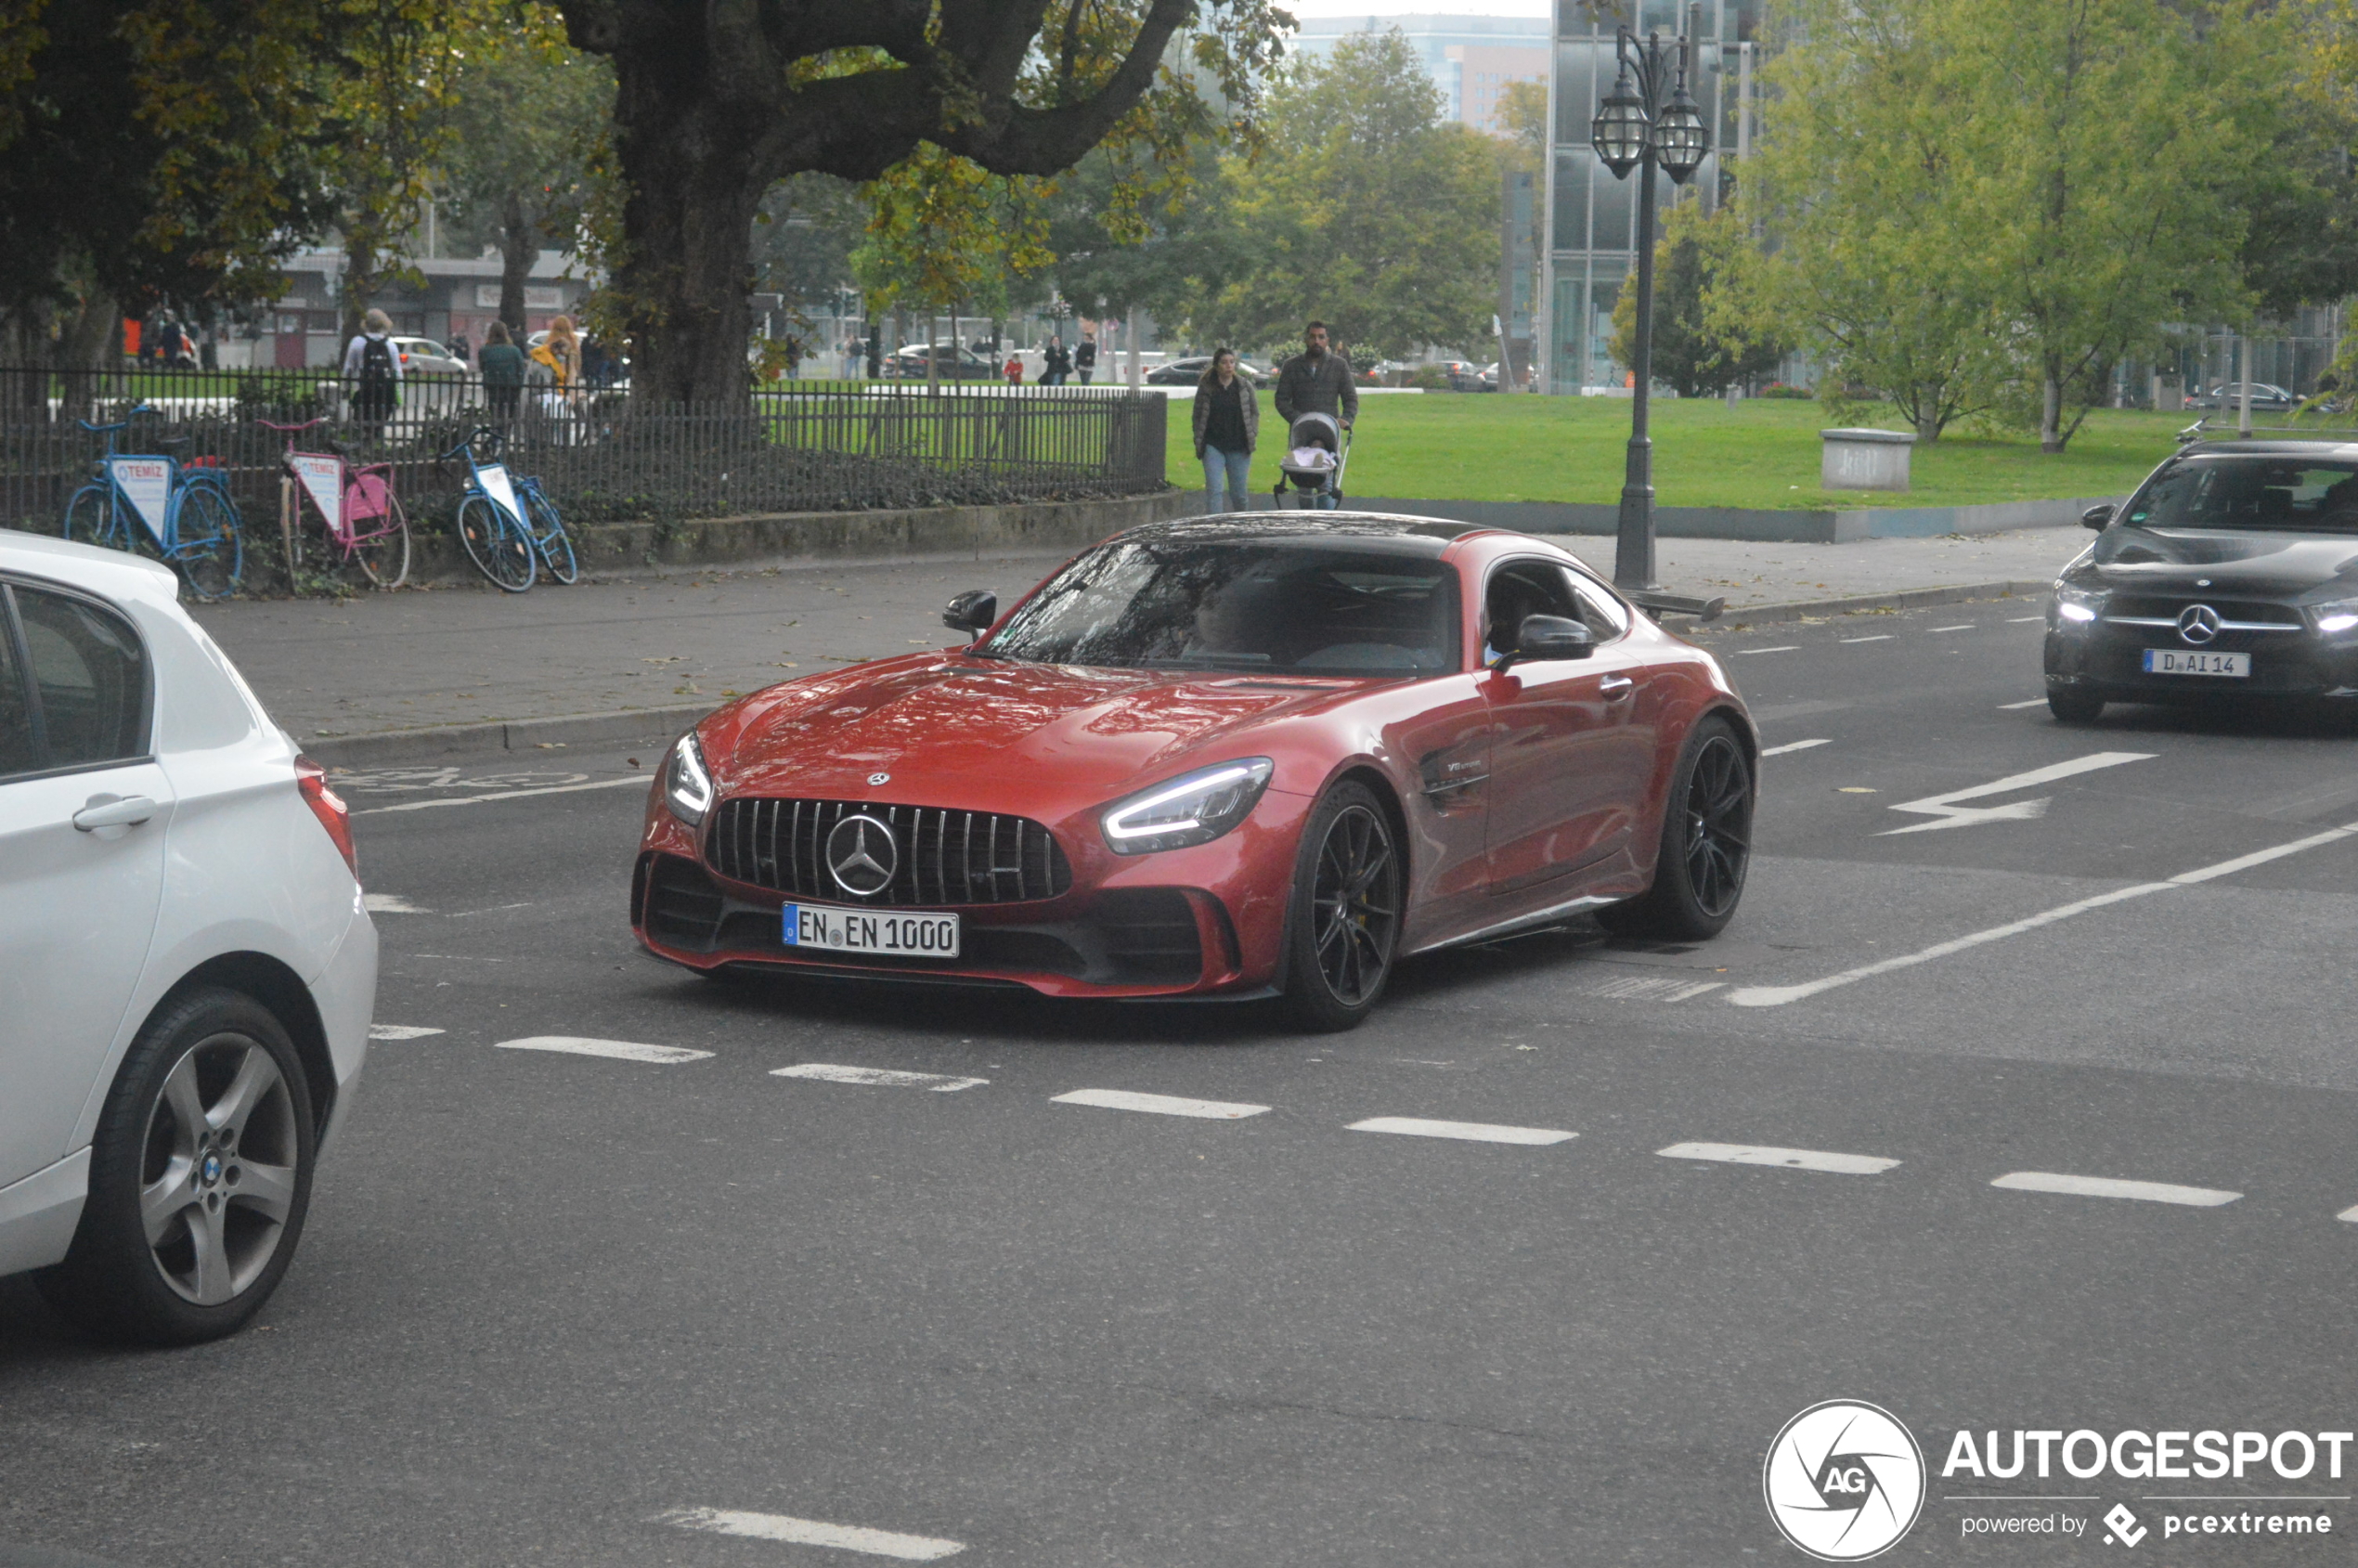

{"left": 499, "top": 192, "right": 538, "bottom": 337}
{"left": 341, "top": 229, "right": 382, "bottom": 346}
{"left": 606, "top": 57, "right": 771, "bottom": 406}
{"left": 55, "top": 286, "right": 118, "bottom": 423}
{"left": 2041, "top": 372, "right": 2064, "bottom": 454}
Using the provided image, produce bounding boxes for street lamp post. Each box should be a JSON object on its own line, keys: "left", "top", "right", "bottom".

{"left": 1591, "top": 6, "right": 1713, "bottom": 590}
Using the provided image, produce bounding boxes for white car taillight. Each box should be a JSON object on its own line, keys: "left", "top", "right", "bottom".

{"left": 295, "top": 755, "right": 359, "bottom": 878}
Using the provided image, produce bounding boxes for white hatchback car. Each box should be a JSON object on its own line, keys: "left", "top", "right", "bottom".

{"left": 0, "top": 532, "right": 374, "bottom": 1343}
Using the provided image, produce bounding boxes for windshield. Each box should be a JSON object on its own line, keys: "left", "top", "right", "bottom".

{"left": 2122, "top": 455, "right": 2358, "bottom": 532}
{"left": 981, "top": 539, "right": 1460, "bottom": 675}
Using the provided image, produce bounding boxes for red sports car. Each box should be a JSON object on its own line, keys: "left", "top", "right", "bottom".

{"left": 631, "top": 515, "right": 1756, "bottom": 1030}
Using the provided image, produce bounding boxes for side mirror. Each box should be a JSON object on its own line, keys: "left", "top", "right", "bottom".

{"left": 942, "top": 590, "right": 997, "bottom": 640}
{"left": 2081, "top": 503, "right": 2115, "bottom": 530}
{"left": 1496, "top": 614, "right": 1593, "bottom": 671}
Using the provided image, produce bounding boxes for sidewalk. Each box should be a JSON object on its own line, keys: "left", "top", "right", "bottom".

{"left": 189, "top": 525, "right": 2085, "bottom": 756}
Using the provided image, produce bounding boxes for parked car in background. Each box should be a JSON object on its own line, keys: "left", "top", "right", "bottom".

{"left": 389, "top": 337, "right": 467, "bottom": 377}
{"left": 0, "top": 531, "right": 375, "bottom": 1344}
{"left": 886, "top": 343, "right": 1002, "bottom": 381}
{"left": 1477, "top": 362, "right": 1505, "bottom": 392}
{"left": 2191, "top": 382, "right": 2298, "bottom": 413}
{"left": 1147, "top": 356, "right": 1270, "bottom": 387}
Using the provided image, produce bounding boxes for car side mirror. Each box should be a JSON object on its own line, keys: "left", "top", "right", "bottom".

{"left": 1496, "top": 614, "right": 1593, "bottom": 671}
{"left": 943, "top": 590, "right": 997, "bottom": 640}
{"left": 2081, "top": 504, "right": 2115, "bottom": 530}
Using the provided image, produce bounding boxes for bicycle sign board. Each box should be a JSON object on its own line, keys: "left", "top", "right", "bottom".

{"left": 291, "top": 453, "right": 343, "bottom": 531}
{"left": 109, "top": 458, "right": 171, "bottom": 544}
{"left": 476, "top": 461, "right": 524, "bottom": 525}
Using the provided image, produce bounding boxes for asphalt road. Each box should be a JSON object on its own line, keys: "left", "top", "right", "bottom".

{"left": 5, "top": 599, "right": 2355, "bottom": 1567}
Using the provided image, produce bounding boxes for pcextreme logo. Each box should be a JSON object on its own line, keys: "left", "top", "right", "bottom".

{"left": 1763, "top": 1400, "right": 1929, "bottom": 1561}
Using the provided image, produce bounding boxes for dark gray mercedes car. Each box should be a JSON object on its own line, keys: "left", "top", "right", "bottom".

{"left": 2044, "top": 440, "right": 2358, "bottom": 722}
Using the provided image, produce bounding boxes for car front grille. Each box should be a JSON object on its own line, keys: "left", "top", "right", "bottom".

{"left": 706, "top": 797, "right": 1073, "bottom": 906}
{"left": 2101, "top": 595, "right": 2306, "bottom": 651}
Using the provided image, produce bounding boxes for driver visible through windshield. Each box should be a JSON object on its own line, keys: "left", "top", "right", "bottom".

{"left": 2123, "top": 454, "right": 2358, "bottom": 532}
{"left": 979, "top": 538, "right": 1460, "bottom": 675}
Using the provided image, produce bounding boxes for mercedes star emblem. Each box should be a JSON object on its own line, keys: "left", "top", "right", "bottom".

{"left": 825, "top": 813, "right": 899, "bottom": 897}
{"left": 868, "top": 771, "right": 891, "bottom": 786}
{"left": 2177, "top": 603, "right": 2222, "bottom": 646}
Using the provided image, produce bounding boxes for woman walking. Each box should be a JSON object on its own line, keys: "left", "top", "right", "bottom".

{"left": 1192, "top": 347, "right": 1259, "bottom": 513}
{"left": 477, "top": 320, "right": 525, "bottom": 421}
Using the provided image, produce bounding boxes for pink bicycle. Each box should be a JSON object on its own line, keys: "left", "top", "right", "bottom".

{"left": 258, "top": 417, "right": 412, "bottom": 588}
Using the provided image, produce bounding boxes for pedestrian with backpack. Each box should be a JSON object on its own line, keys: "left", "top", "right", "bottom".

{"left": 343, "top": 308, "right": 403, "bottom": 433}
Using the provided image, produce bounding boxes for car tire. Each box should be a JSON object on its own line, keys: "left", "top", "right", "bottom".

{"left": 2047, "top": 688, "right": 2105, "bottom": 723}
{"left": 36, "top": 988, "right": 316, "bottom": 1346}
{"left": 1280, "top": 781, "right": 1403, "bottom": 1032}
{"left": 1599, "top": 716, "right": 1754, "bottom": 941}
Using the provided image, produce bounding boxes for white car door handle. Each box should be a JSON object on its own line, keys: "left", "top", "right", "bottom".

{"left": 1599, "top": 675, "right": 1635, "bottom": 699}
{"left": 73, "top": 795, "right": 159, "bottom": 832}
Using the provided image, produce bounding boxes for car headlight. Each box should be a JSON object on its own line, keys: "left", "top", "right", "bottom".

{"left": 665, "top": 732, "right": 714, "bottom": 826}
{"left": 2054, "top": 586, "right": 2106, "bottom": 625}
{"left": 2313, "top": 597, "right": 2358, "bottom": 635}
{"left": 1101, "top": 758, "right": 1275, "bottom": 855}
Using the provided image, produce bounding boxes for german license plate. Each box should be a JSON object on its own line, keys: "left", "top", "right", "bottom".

{"left": 2143, "top": 649, "right": 2249, "bottom": 678}
{"left": 783, "top": 903, "right": 960, "bottom": 957}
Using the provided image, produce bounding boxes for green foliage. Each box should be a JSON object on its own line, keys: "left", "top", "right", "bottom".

{"left": 851, "top": 145, "right": 1056, "bottom": 317}
{"left": 1608, "top": 201, "right": 1788, "bottom": 398}
{"left": 1188, "top": 30, "right": 1504, "bottom": 362}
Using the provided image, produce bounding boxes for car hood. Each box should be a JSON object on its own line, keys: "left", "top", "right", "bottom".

{"left": 706, "top": 654, "right": 1362, "bottom": 804}
{"left": 2066, "top": 527, "right": 2358, "bottom": 598}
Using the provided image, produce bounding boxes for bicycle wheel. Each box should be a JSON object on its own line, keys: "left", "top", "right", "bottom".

{"left": 63, "top": 484, "right": 118, "bottom": 549}
{"left": 170, "top": 484, "right": 243, "bottom": 600}
{"left": 352, "top": 486, "right": 412, "bottom": 590}
{"left": 522, "top": 484, "right": 577, "bottom": 585}
{"left": 457, "top": 494, "right": 535, "bottom": 592}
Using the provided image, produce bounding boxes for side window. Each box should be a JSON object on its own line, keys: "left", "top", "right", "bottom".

{"left": 14, "top": 585, "right": 150, "bottom": 770}
{"left": 1483, "top": 560, "right": 1584, "bottom": 654}
{"left": 1565, "top": 569, "right": 1630, "bottom": 639}
{"left": 0, "top": 592, "right": 36, "bottom": 778}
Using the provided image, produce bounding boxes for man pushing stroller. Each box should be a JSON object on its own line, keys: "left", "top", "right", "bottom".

{"left": 1274, "top": 320, "right": 1359, "bottom": 509}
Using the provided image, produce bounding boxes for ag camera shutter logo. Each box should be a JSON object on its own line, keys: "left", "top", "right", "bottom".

{"left": 1764, "top": 1400, "right": 1927, "bottom": 1561}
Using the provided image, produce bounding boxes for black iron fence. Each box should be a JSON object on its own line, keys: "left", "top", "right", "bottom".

{"left": 0, "top": 366, "right": 1169, "bottom": 538}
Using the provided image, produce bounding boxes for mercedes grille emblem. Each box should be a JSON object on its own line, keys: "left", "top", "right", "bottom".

{"left": 868, "top": 771, "right": 891, "bottom": 786}
{"left": 2178, "top": 603, "right": 2222, "bottom": 645}
{"left": 825, "top": 813, "right": 899, "bottom": 897}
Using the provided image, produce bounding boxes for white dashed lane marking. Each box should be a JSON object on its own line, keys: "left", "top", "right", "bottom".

{"left": 1760, "top": 738, "right": 1831, "bottom": 758}
{"left": 774, "top": 1063, "right": 987, "bottom": 1091}
{"left": 1730, "top": 817, "right": 2358, "bottom": 1007}
{"left": 657, "top": 1508, "right": 965, "bottom": 1560}
{"left": 1839, "top": 634, "right": 1893, "bottom": 644}
{"left": 1929, "top": 624, "right": 1976, "bottom": 632}
{"left": 1053, "top": 1088, "right": 1270, "bottom": 1120}
{"left": 363, "top": 893, "right": 429, "bottom": 914}
{"left": 1659, "top": 1142, "right": 1899, "bottom": 1175}
{"left": 368, "top": 1023, "right": 444, "bottom": 1041}
{"left": 1348, "top": 1117, "right": 1576, "bottom": 1147}
{"left": 495, "top": 1036, "right": 713, "bottom": 1064}
{"left": 2339, "top": 1205, "right": 2358, "bottom": 1224}
{"left": 1736, "top": 645, "right": 1800, "bottom": 655}
{"left": 1998, "top": 698, "right": 2049, "bottom": 709}
{"left": 1991, "top": 1172, "right": 2241, "bottom": 1208}
{"left": 356, "top": 776, "right": 648, "bottom": 814}
{"left": 2007, "top": 616, "right": 2045, "bottom": 623}
{"left": 1881, "top": 751, "right": 2155, "bottom": 835}
{"left": 1575, "top": 973, "right": 1725, "bottom": 1002}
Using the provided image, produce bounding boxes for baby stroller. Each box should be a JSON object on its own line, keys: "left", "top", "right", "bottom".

{"left": 1274, "top": 411, "right": 1353, "bottom": 509}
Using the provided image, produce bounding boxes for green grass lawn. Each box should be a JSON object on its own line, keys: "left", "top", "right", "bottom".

{"left": 1165, "top": 392, "right": 2217, "bottom": 510}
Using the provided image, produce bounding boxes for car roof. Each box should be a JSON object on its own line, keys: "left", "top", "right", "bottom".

{"left": 0, "top": 530, "right": 182, "bottom": 606}
{"left": 1111, "top": 512, "right": 1487, "bottom": 555}
{"left": 2177, "top": 440, "right": 2358, "bottom": 459}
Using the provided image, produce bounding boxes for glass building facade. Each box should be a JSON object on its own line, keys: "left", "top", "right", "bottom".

{"left": 1545, "top": 1, "right": 1762, "bottom": 393}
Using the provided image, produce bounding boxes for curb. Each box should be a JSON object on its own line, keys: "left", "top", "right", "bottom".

{"left": 1697, "top": 579, "right": 2054, "bottom": 630}
{"left": 303, "top": 703, "right": 713, "bottom": 769}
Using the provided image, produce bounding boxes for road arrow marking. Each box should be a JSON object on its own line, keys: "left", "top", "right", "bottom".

{"left": 1879, "top": 751, "right": 2154, "bottom": 835}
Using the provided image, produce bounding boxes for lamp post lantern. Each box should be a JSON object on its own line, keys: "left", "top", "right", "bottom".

{"left": 1591, "top": 6, "right": 1712, "bottom": 590}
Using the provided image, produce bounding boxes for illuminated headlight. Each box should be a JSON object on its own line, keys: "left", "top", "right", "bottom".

{"left": 2054, "top": 587, "right": 2105, "bottom": 625}
{"left": 1101, "top": 758, "right": 1275, "bottom": 855}
{"left": 665, "top": 732, "right": 714, "bottom": 826}
{"left": 2313, "top": 598, "right": 2358, "bottom": 635}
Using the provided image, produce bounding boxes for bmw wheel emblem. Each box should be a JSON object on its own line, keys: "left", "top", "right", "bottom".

{"left": 868, "top": 771, "right": 891, "bottom": 786}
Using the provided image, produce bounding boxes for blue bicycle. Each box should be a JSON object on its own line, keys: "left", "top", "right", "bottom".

{"left": 441, "top": 427, "right": 575, "bottom": 591}
{"left": 62, "top": 407, "right": 244, "bottom": 599}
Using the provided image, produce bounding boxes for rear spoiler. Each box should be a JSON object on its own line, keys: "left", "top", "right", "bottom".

{"left": 1626, "top": 590, "right": 1726, "bottom": 623}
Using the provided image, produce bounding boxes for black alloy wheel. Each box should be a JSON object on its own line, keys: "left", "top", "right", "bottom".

{"left": 2047, "top": 687, "right": 2105, "bottom": 723}
{"left": 1600, "top": 716, "right": 1754, "bottom": 940}
{"left": 1282, "top": 781, "right": 1402, "bottom": 1031}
